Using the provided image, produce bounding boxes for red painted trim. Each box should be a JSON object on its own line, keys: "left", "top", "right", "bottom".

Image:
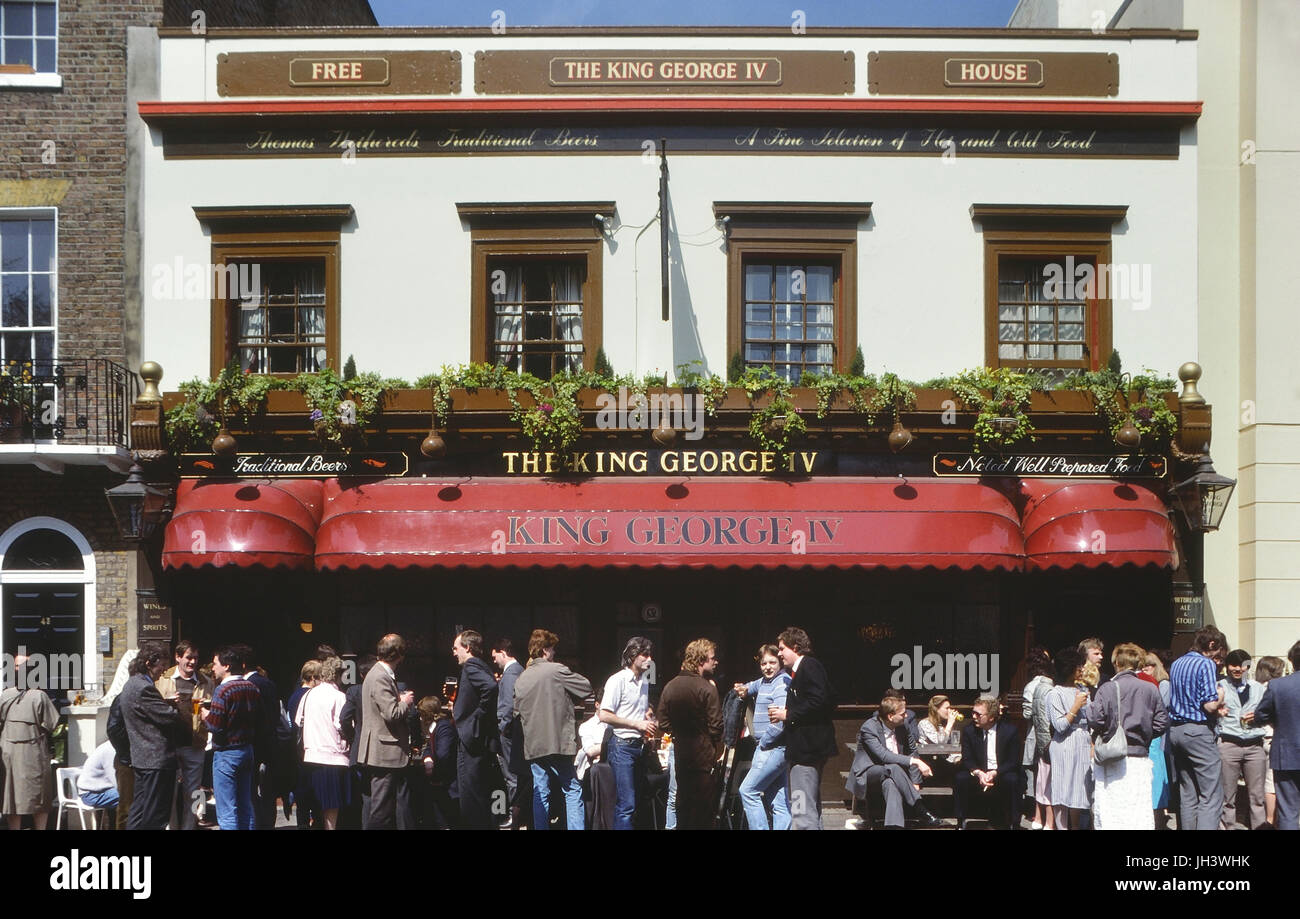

{"left": 138, "top": 98, "right": 1202, "bottom": 118}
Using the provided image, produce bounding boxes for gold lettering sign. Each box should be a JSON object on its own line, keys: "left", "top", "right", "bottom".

{"left": 945, "top": 58, "right": 1043, "bottom": 87}
{"left": 290, "top": 57, "right": 390, "bottom": 87}
{"left": 549, "top": 56, "right": 782, "bottom": 86}
{"left": 502, "top": 449, "right": 821, "bottom": 475}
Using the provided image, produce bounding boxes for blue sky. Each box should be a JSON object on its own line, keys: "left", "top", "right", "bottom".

{"left": 369, "top": 0, "right": 1022, "bottom": 28}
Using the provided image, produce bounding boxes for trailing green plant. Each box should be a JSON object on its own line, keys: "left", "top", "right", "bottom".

{"left": 674, "top": 360, "right": 728, "bottom": 416}
{"left": 947, "top": 367, "right": 1036, "bottom": 452}
{"left": 749, "top": 388, "right": 807, "bottom": 461}
{"left": 1061, "top": 369, "right": 1178, "bottom": 444}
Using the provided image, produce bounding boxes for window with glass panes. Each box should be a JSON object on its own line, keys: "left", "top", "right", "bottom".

{"left": 996, "top": 257, "right": 1090, "bottom": 364}
{"left": 742, "top": 261, "right": 835, "bottom": 381}
{"left": 229, "top": 260, "right": 328, "bottom": 374}
{"left": 1, "top": 1, "right": 56, "bottom": 72}
{"left": 0, "top": 214, "right": 55, "bottom": 367}
{"left": 488, "top": 258, "right": 585, "bottom": 379}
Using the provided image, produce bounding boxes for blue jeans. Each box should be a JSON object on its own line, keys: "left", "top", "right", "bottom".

{"left": 740, "top": 745, "right": 790, "bottom": 830}
{"left": 80, "top": 787, "right": 119, "bottom": 810}
{"left": 213, "top": 745, "right": 255, "bottom": 831}
{"left": 530, "top": 755, "right": 584, "bottom": 831}
{"left": 608, "top": 736, "right": 645, "bottom": 831}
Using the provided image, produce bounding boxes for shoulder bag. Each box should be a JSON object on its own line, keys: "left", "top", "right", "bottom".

{"left": 1093, "top": 678, "right": 1128, "bottom": 764}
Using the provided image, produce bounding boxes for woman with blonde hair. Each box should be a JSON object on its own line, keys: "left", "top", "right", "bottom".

{"left": 1047, "top": 646, "right": 1092, "bottom": 829}
{"left": 918, "top": 694, "right": 962, "bottom": 766}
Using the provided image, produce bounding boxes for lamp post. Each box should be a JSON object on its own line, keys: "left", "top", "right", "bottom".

{"left": 105, "top": 462, "right": 175, "bottom": 643}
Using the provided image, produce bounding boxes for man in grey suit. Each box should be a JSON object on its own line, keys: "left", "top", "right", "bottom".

{"left": 846, "top": 694, "right": 940, "bottom": 829}
{"left": 119, "top": 641, "right": 189, "bottom": 830}
{"left": 1250, "top": 639, "right": 1300, "bottom": 830}
{"left": 492, "top": 637, "right": 527, "bottom": 829}
{"left": 356, "top": 634, "right": 414, "bottom": 830}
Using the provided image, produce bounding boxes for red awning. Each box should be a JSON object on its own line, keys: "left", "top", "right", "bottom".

{"left": 313, "top": 477, "right": 1025, "bottom": 571}
{"left": 1020, "top": 479, "right": 1177, "bottom": 570}
{"left": 162, "top": 479, "right": 324, "bottom": 570}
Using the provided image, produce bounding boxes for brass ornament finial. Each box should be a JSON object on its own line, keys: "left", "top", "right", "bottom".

{"left": 1178, "top": 362, "right": 1204, "bottom": 405}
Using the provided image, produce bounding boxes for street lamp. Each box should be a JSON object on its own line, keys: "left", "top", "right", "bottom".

{"left": 1170, "top": 454, "right": 1236, "bottom": 533}
{"left": 104, "top": 463, "right": 173, "bottom": 541}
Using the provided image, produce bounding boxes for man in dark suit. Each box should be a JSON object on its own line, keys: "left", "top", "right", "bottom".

{"left": 118, "top": 641, "right": 188, "bottom": 830}
{"left": 1251, "top": 639, "right": 1300, "bottom": 830}
{"left": 955, "top": 695, "right": 1025, "bottom": 830}
{"left": 492, "top": 637, "right": 528, "bottom": 829}
{"left": 768, "top": 626, "right": 836, "bottom": 830}
{"left": 452, "top": 629, "right": 500, "bottom": 829}
{"left": 356, "top": 635, "right": 414, "bottom": 830}
{"left": 339, "top": 654, "right": 373, "bottom": 829}
{"left": 846, "top": 695, "right": 941, "bottom": 829}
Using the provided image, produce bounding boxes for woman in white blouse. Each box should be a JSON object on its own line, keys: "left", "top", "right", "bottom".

{"left": 918, "top": 694, "right": 962, "bottom": 763}
{"left": 294, "top": 656, "right": 351, "bottom": 830}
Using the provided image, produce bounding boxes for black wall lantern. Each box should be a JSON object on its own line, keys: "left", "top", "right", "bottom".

{"left": 1170, "top": 454, "right": 1236, "bottom": 533}
{"left": 105, "top": 463, "right": 173, "bottom": 542}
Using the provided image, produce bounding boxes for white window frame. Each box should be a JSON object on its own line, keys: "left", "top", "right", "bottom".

{"left": 0, "top": 516, "right": 96, "bottom": 692}
{"left": 0, "top": 0, "right": 59, "bottom": 88}
{"left": 0, "top": 206, "right": 57, "bottom": 366}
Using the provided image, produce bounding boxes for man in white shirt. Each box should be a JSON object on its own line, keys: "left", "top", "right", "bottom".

{"left": 599, "top": 637, "right": 656, "bottom": 830}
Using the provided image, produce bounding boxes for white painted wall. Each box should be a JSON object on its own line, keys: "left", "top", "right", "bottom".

{"left": 141, "top": 33, "right": 1198, "bottom": 395}
{"left": 141, "top": 138, "right": 1197, "bottom": 385}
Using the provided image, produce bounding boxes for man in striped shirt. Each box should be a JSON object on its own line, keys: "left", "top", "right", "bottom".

{"left": 1167, "top": 626, "right": 1227, "bottom": 830}
{"left": 201, "top": 645, "right": 262, "bottom": 830}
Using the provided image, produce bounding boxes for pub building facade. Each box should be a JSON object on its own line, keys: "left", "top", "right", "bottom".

{"left": 128, "top": 24, "right": 1227, "bottom": 712}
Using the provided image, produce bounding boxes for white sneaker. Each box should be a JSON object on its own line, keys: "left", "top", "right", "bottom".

{"left": 1030, "top": 820, "right": 1044, "bottom": 830}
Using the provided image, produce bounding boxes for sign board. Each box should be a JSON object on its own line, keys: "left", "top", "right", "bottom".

{"left": 932, "top": 453, "right": 1167, "bottom": 478}
{"left": 180, "top": 452, "right": 410, "bottom": 478}
{"left": 475, "top": 49, "right": 853, "bottom": 94}
{"left": 869, "top": 51, "right": 1118, "bottom": 96}
{"left": 162, "top": 119, "right": 1180, "bottom": 160}
{"left": 217, "top": 51, "right": 461, "bottom": 96}
{"left": 1172, "top": 582, "right": 1205, "bottom": 631}
{"left": 137, "top": 590, "right": 173, "bottom": 642}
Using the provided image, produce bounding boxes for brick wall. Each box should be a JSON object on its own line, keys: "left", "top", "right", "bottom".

{"left": 0, "top": 466, "right": 135, "bottom": 690}
{"left": 1, "top": 0, "right": 167, "bottom": 367}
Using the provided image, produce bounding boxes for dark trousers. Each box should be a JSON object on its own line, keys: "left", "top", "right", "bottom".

{"left": 457, "top": 748, "right": 498, "bottom": 830}
{"left": 674, "top": 767, "right": 717, "bottom": 830}
{"left": 253, "top": 760, "right": 276, "bottom": 830}
{"left": 1169, "top": 722, "right": 1223, "bottom": 830}
{"left": 127, "top": 767, "right": 177, "bottom": 830}
{"left": 954, "top": 769, "right": 1025, "bottom": 828}
{"left": 1276, "top": 770, "right": 1300, "bottom": 831}
{"left": 363, "top": 766, "right": 407, "bottom": 830}
{"left": 115, "top": 762, "right": 135, "bottom": 830}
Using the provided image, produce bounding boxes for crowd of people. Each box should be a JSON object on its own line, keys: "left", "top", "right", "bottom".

{"left": 1, "top": 622, "right": 1296, "bottom": 831}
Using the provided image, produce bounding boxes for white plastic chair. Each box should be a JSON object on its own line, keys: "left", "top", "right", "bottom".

{"left": 55, "top": 767, "right": 103, "bottom": 830}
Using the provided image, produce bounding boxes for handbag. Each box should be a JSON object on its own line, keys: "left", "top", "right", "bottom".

{"left": 1093, "top": 678, "right": 1128, "bottom": 765}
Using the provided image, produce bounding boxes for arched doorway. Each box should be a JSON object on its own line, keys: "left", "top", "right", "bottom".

{"left": 0, "top": 517, "right": 96, "bottom": 692}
